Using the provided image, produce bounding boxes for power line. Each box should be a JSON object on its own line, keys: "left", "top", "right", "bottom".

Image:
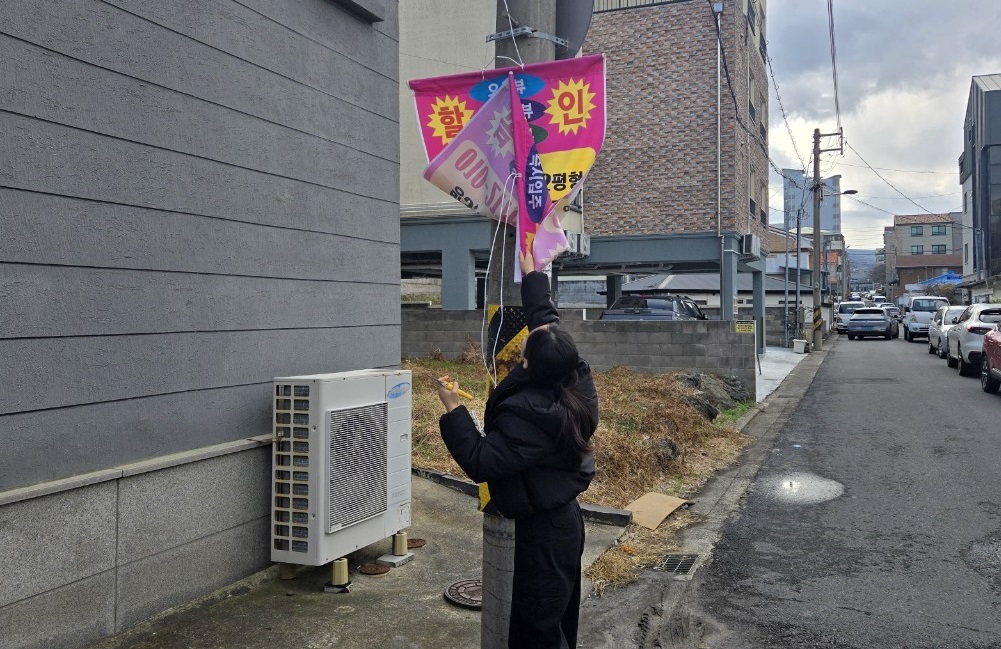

{"left": 827, "top": 0, "right": 842, "bottom": 132}
{"left": 835, "top": 161, "right": 959, "bottom": 175}
{"left": 844, "top": 141, "right": 943, "bottom": 216}
{"left": 764, "top": 44, "right": 808, "bottom": 172}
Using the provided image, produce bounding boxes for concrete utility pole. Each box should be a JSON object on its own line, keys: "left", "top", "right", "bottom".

{"left": 482, "top": 3, "right": 556, "bottom": 648}
{"left": 811, "top": 127, "right": 844, "bottom": 351}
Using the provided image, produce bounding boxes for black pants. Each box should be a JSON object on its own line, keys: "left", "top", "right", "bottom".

{"left": 508, "top": 500, "right": 585, "bottom": 649}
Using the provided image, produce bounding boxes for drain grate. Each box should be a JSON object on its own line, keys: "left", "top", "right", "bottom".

{"left": 656, "top": 553, "right": 699, "bottom": 574}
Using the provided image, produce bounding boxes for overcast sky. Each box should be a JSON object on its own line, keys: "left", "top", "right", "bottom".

{"left": 766, "top": 0, "right": 1001, "bottom": 250}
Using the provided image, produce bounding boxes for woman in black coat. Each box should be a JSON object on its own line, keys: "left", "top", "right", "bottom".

{"left": 437, "top": 253, "right": 600, "bottom": 649}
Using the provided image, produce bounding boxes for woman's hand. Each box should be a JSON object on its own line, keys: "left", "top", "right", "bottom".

{"left": 436, "top": 377, "right": 461, "bottom": 413}
{"left": 519, "top": 248, "right": 535, "bottom": 276}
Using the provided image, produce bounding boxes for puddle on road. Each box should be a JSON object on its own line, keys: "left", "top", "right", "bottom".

{"left": 761, "top": 472, "right": 845, "bottom": 505}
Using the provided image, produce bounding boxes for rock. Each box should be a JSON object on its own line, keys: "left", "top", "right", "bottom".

{"left": 654, "top": 438, "right": 681, "bottom": 468}
{"left": 684, "top": 393, "right": 719, "bottom": 421}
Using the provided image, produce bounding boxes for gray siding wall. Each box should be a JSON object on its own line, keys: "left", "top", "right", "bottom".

{"left": 401, "top": 309, "right": 757, "bottom": 399}
{"left": 0, "top": 0, "right": 401, "bottom": 491}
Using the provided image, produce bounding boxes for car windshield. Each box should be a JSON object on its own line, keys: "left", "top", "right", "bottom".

{"left": 838, "top": 303, "right": 863, "bottom": 314}
{"left": 611, "top": 297, "right": 673, "bottom": 311}
{"left": 912, "top": 299, "right": 946, "bottom": 312}
{"left": 853, "top": 313, "right": 886, "bottom": 320}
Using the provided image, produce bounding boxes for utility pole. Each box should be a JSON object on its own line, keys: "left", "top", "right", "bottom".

{"left": 811, "top": 127, "right": 844, "bottom": 351}
{"left": 482, "top": 3, "right": 556, "bottom": 648}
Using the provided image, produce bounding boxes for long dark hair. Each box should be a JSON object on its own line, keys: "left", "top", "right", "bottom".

{"left": 523, "top": 325, "right": 595, "bottom": 462}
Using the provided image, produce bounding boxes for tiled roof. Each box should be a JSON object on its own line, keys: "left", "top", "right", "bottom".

{"left": 622, "top": 273, "right": 811, "bottom": 294}
{"left": 893, "top": 213, "right": 952, "bottom": 225}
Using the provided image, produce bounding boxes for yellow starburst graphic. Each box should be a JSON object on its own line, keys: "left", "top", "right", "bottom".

{"left": 545, "top": 78, "right": 596, "bottom": 135}
{"left": 426, "top": 95, "right": 475, "bottom": 146}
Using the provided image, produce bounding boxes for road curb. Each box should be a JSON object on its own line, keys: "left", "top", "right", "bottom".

{"left": 410, "top": 467, "right": 633, "bottom": 527}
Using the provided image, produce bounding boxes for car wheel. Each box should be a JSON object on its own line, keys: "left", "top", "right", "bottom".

{"left": 937, "top": 339, "right": 948, "bottom": 359}
{"left": 947, "top": 345, "right": 958, "bottom": 368}
{"left": 958, "top": 346, "right": 973, "bottom": 377}
{"left": 904, "top": 329, "right": 910, "bottom": 342}
{"left": 886, "top": 332, "right": 892, "bottom": 340}
{"left": 982, "top": 356, "right": 1001, "bottom": 393}
{"left": 928, "top": 339, "right": 936, "bottom": 354}
{"left": 847, "top": 334, "right": 855, "bottom": 340}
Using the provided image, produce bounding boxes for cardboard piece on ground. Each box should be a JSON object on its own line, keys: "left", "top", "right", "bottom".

{"left": 626, "top": 492, "right": 694, "bottom": 530}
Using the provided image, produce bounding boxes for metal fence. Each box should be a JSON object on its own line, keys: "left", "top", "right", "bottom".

{"left": 594, "top": 0, "right": 692, "bottom": 13}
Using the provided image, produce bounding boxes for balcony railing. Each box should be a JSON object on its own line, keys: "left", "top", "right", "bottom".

{"left": 594, "top": 0, "right": 689, "bottom": 12}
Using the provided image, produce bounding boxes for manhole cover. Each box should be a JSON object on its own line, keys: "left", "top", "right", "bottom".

{"left": 444, "top": 579, "right": 482, "bottom": 609}
{"left": 656, "top": 554, "right": 699, "bottom": 574}
{"left": 408, "top": 538, "right": 427, "bottom": 549}
{"left": 359, "top": 563, "right": 390, "bottom": 576}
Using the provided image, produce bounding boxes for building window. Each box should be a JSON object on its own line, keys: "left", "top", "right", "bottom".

{"left": 963, "top": 192, "right": 968, "bottom": 213}
{"left": 965, "top": 243, "right": 969, "bottom": 263}
{"left": 931, "top": 224, "right": 947, "bottom": 235}
{"left": 911, "top": 245, "right": 924, "bottom": 255}
{"left": 910, "top": 225, "right": 923, "bottom": 236}
{"left": 932, "top": 244, "right": 947, "bottom": 254}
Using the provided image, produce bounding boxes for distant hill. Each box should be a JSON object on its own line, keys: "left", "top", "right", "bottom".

{"left": 847, "top": 249, "right": 877, "bottom": 274}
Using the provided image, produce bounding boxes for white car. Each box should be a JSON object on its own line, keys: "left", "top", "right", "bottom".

{"left": 902, "top": 296, "right": 950, "bottom": 342}
{"left": 928, "top": 305, "right": 967, "bottom": 358}
{"left": 835, "top": 301, "right": 867, "bottom": 334}
{"left": 946, "top": 304, "right": 1001, "bottom": 376}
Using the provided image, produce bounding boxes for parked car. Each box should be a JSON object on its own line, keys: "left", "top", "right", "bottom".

{"left": 902, "top": 296, "right": 950, "bottom": 342}
{"left": 981, "top": 321, "right": 1001, "bottom": 393}
{"left": 946, "top": 304, "right": 1001, "bottom": 376}
{"left": 847, "top": 307, "right": 899, "bottom": 340}
{"left": 927, "top": 305, "right": 967, "bottom": 358}
{"left": 599, "top": 294, "right": 708, "bottom": 321}
{"left": 835, "top": 301, "right": 867, "bottom": 334}
{"left": 878, "top": 304, "right": 901, "bottom": 323}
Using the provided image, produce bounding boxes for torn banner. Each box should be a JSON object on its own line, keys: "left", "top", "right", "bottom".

{"left": 409, "top": 54, "right": 606, "bottom": 274}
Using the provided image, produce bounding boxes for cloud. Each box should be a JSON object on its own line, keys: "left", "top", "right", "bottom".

{"left": 765, "top": 0, "right": 1001, "bottom": 248}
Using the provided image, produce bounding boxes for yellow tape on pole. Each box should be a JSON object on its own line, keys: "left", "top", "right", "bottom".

{"left": 813, "top": 306, "right": 822, "bottom": 331}
{"left": 481, "top": 304, "right": 530, "bottom": 512}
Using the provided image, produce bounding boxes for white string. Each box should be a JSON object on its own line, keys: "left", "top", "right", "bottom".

{"left": 500, "top": 0, "right": 525, "bottom": 69}
{"left": 480, "top": 171, "right": 520, "bottom": 388}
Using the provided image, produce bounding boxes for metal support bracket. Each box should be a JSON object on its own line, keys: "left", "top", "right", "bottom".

{"left": 487, "top": 26, "right": 569, "bottom": 49}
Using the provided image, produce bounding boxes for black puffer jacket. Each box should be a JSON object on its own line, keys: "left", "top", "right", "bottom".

{"left": 439, "top": 272, "right": 599, "bottom": 519}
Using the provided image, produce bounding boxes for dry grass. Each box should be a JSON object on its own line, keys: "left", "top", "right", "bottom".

{"left": 403, "top": 344, "right": 752, "bottom": 594}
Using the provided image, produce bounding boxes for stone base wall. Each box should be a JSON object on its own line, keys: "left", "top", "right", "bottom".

{"left": 0, "top": 440, "right": 272, "bottom": 649}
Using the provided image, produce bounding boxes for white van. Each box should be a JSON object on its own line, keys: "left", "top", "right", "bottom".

{"left": 902, "top": 295, "right": 950, "bottom": 342}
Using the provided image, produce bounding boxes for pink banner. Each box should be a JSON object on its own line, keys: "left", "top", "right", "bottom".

{"left": 409, "top": 55, "right": 606, "bottom": 274}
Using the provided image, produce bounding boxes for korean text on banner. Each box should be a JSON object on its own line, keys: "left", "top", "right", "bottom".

{"left": 508, "top": 73, "right": 563, "bottom": 280}
{"left": 409, "top": 55, "right": 606, "bottom": 271}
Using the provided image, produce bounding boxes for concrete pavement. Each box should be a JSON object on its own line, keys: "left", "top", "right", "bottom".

{"left": 83, "top": 345, "right": 815, "bottom": 649}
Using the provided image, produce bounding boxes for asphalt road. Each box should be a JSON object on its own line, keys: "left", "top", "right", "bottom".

{"left": 680, "top": 334, "right": 1001, "bottom": 648}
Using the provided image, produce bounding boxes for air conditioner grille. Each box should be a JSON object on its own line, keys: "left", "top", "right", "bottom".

{"left": 328, "top": 403, "right": 388, "bottom": 532}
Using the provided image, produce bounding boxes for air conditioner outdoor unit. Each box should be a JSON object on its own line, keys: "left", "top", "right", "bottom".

{"left": 563, "top": 230, "right": 580, "bottom": 254}
{"left": 270, "top": 369, "right": 412, "bottom": 566}
{"left": 741, "top": 233, "right": 761, "bottom": 258}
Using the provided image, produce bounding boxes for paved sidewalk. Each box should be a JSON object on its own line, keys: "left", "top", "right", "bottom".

{"left": 84, "top": 345, "right": 813, "bottom": 649}
{"left": 756, "top": 344, "right": 810, "bottom": 402}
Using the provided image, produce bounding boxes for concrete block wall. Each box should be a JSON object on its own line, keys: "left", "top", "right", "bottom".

{"left": 0, "top": 442, "right": 271, "bottom": 649}
{"left": 401, "top": 309, "right": 756, "bottom": 399}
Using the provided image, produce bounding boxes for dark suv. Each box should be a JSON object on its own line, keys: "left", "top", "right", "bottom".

{"left": 599, "top": 295, "right": 708, "bottom": 321}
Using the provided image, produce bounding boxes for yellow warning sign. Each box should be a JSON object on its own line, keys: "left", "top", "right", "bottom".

{"left": 735, "top": 320, "right": 755, "bottom": 334}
